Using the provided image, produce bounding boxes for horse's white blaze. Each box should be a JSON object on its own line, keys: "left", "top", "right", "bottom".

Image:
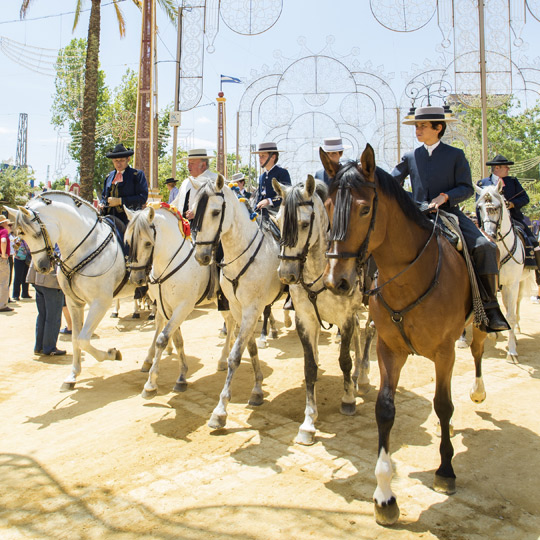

{"left": 374, "top": 448, "right": 395, "bottom": 505}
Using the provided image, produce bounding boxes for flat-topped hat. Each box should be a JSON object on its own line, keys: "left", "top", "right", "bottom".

{"left": 165, "top": 177, "right": 177, "bottom": 185}
{"left": 251, "top": 142, "right": 285, "bottom": 154}
{"left": 321, "top": 137, "right": 351, "bottom": 152}
{"left": 106, "top": 143, "right": 134, "bottom": 158}
{"left": 403, "top": 105, "right": 457, "bottom": 125}
{"left": 486, "top": 154, "right": 514, "bottom": 166}
{"left": 182, "top": 148, "right": 211, "bottom": 160}
{"left": 231, "top": 172, "right": 245, "bottom": 182}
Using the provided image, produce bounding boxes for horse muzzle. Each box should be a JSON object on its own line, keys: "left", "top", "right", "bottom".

{"left": 323, "top": 260, "right": 356, "bottom": 296}
{"left": 278, "top": 262, "right": 300, "bottom": 285}
{"left": 194, "top": 245, "right": 213, "bottom": 266}
{"left": 129, "top": 270, "right": 147, "bottom": 287}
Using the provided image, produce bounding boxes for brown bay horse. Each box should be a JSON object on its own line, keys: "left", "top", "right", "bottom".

{"left": 322, "top": 144, "right": 488, "bottom": 525}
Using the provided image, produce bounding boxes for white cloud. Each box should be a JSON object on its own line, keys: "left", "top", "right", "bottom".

{"left": 196, "top": 116, "right": 212, "bottom": 125}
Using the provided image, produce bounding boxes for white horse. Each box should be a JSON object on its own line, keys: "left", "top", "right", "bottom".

{"left": 124, "top": 204, "right": 232, "bottom": 397}
{"left": 6, "top": 192, "right": 135, "bottom": 390}
{"left": 191, "top": 175, "right": 283, "bottom": 429}
{"left": 475, "top": 181, "right": 534, "bottom": 361}
{"left": 273, "top": 176, "right": 374, "bottom": 445}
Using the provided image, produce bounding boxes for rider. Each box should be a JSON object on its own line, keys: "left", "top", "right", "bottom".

{"left": 391, "top": 105, "right": 509, "bottom": 333}
{"left": 315, "top": 137, "right": 350, "bottom": 186}
{"left": 252, "top": 142, "right": 291, "bottom": 217}
{"left": 99, "top": 143, "right": 148, "bottom": 227}
{"left": 478, "top": 154, "right": 540, "bottom": 286}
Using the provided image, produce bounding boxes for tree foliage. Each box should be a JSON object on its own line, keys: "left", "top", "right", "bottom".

{"left": 0, "top": 166, "right": 35, "bottom": 206}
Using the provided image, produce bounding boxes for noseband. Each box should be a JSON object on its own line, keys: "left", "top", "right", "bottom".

{"left": 194, "top": 192, "right": 226, "bottom": 258}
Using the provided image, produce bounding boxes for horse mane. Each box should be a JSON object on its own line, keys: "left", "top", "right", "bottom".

{"left": 329, "top": 161, "right": 432, "bottom": 241}
{"left": 126, "top": 208, "right": 152, "bottom": 244}
{"left": 37, "top": 190, "right": 99, "bottom": 215}
{"left": 281, "top": 180, "right": 328, "bottom": 248}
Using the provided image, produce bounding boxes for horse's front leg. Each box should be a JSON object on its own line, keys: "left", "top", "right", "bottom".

{"left": 246, "top": 335, "right": 264, "bottom": 406}
{"left": 469, "top": 325, "right": 487, "bottom": 403}
{"left": 141, "top": 310, "right": 165, "bottom": 372}
{"left": 61, "top": 299, "right": 85, "bottom": 391}
{"left": 209, "top": 309, "right": 259, "bottom": 430}
{"left": 373, "top": 338, "right": 407, "bottom": 526}
{"left": 501, "top": 282, "right": 519, "bottom": 361}
{"left": 338, "top": 318, "right": 356, "bottom": 416}
{"left": 171, "top": 327, "right": 188, "bottom": 392}
{"left": 217, "top": 312, "right": 235, "bottom": 371}
{"left": 143, "top": 302, "right": 191, "bottom": 399}
{"left": 432, "top": 345, "right": 457, "bottom": 495}
{"left": 110, "top": 298, "right": 120, "bottom": 318}
{"left": 295, "top": 313, "right": 320, "bottom": 445}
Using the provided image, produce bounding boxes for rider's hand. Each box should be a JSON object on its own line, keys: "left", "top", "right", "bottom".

{"left": 428, "top": 193, "right": 448, "bottom": 210}
{"left": 107, "top": 197, "right": 122, "bottom": 207}
{"left": 256, "top": 198, "right": 271, "bottom": 210}
{"left": 185, "top": 209, "right": 194, "bottom": 220}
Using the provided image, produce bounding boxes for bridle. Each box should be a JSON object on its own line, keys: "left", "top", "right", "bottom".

{"left": 125, "top": 224, "right": 156, "bottom": 277}
{"left": 194, "top": 191, "right": 226, "bottom": 260}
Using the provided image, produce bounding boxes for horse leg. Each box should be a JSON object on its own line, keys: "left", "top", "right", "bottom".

{"left": 110, "top": 298, "right": 120, "bottom": 318}
{"left": 142, "top": 303, "right": 191, "bottom": 399}
{"left": 209, "top": 311, "right": 259, "bottom": 430}
{"left": 470, "top": 325, "right": 488, "bottom": 403}
{"left": 294, "top": 314, "right": 320, "bottom": 445}
{"left": 148, "top": 300, "right": 156, "bottom": 321}
{"left": 432, "top": 346, "right": 457, "bottom": 496}
{"left": 132, "top": 296, "right": 140, "bottom": 319}
{"left": 256, "top": 305, "right": 271, "bottom": 349}
{"left": 171, "top": 327, "right": 188, "bottom": 392}
{"left": 217, "top": 312, "right": 235, "bottom": 371}
{"left": 354, "top": 313, "right": 372, "bottom": 394}
{"left": 502, "top": 283, "right": 519, "bottom": 362}
{"left": 338, "top": 318, "right": 356, "bottom": 416}
{"left": 373, "top": 339, "right": 407, "bottom": 526}
{"left": 456, "top": 327, "right": 468, "bottom": 349}
{"left": 283, "top": 307, "right": 292, "bottom": 328}
{"left": 269, "top": 309, "right": 278, "bottom": 339}
{"left": 246, "top": 336, "right": 264, "bottom": 406}
{"left": 61, "top": 299, "right": 85, "bottom": 391}
{"left": 141, "top": 311, "right": 165, "bottom": 372}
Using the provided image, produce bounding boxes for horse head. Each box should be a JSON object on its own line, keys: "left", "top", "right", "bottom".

{"left": 323, "top": 144, "right": 377, "bottom": 296}
{"left": 193, "top": 174, "right": 226, "bottom": 266}
{"left": 125, "top": 206, "right": 156, "bottom": 286}
{"left": 475, "top": 182, "right": 505, "bottom": 240}
{"left": 273, "top": 175, "right": 328, "bottom": 285}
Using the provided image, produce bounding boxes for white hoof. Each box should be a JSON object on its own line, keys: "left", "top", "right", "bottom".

{"left": 256, "top": 337, "right": 268, "bottom": 349}
{"left": 456, "top": 338, "right": 468, "bottom": 349}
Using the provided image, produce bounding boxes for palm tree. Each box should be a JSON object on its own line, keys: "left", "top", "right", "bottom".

{"left": 20, "top": 0, "right": 177, "bottom": 201}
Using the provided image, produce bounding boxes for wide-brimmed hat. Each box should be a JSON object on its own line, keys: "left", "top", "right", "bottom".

{"left": 403, "top": 105, "right": 457, "bottom": 125}
{"left": 181, "top": 148, "right": 212, "bottom": 160}
{"left": 105, "top": 143, "right": 134, "bottom": 158}
{"left": 320, "top": 137, "right": 351, "bottom": 153}
{"left": 231, "top": 172, "right": 245, "bottom": 182}
{"left": 486, "top": 154, "right": 514, "bottom": 166}
{"left": 165, "top": 177, "right": 177, "bottom": 185}
{"left": 251, "top": 142, "right": 285, "bottom": 154}
{"left": 0, "top": 216, "right": 13, "bottom": 226}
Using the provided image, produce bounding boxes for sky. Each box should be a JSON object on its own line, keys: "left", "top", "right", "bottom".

{"left": 2, "top": 0, "right": 540, "bottom": 185}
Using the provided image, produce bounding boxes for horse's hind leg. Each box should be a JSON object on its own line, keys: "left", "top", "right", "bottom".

{"left": 502, "top": 284, "right": 519, "bottom": 362}
{"left": 61, "top": 299, "right": 85, "bottom": 391}
{"left": 295, "top": 313, "right": 320, "bottom": 445}
{"left": 373, "top": 339, "right": 407, "bottom": 526}
{"left": 470, "top": 325, "right": 487, "bottom": 403}
{"left": 269, "top": 309, "right": 278, "bottom": 339}
{"left": 432, "top": 347, "right": 457, "bottom": 496}
{"left": 256, "top": 305, "right": 271, "bottom": 349}
{"left": 217, "top": 312, "right": 235, "bottom": 371}
{"left": 246, "top": 336, "right": 264, "bottom": 406}
{"left": 172, "top": 327, "right": 188, "bottom": 392}
{"left": 338, "top": 318, "right": 356, "bottom": 416}
{"left": 354, "top": 312, "right": 372, "bottom": 395}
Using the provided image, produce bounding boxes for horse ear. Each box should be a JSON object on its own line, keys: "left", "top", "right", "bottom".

{"left": 216, "top": 174, "right": 224, "bottom": 191}
{"left": 17, "top": 205, "right": 32, "bottom": 218}
{"left": 272, "top": 178, "right": 285, "bottom": 199}
{"left": 147, "top": 206, "right": 155, "bottom": 222}
{"left": 496, "top": 179, "right": 504, "bottom": 193}
{"left": 305, "top": 175, "right": 316, "bottom": 198}
{"left": 3, "top": 206, "right": 17, "bottom": 221}
{"left": 319, "top": 147, "right": 340, "bottom": 178}
{"left": 474, "top": 182, "right": 483, "bottom": 195}
{"left": 360, "top": 143, "right": 376, "bottom": 182}
{"left": 124, "top": 206, "right": 135, "bottom": 222}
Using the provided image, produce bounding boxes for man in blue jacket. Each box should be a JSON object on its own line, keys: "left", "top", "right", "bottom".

{"left": 478, "top": 154, "right": 540, "bottom": 284}
{"left": 391, "top": 105, "right": 509, "bottom": 333}
{"left": 252, "top": 142, "right": 291, "bottom": 216}
{"left": 99, "top": 143, "right": 148, "bottom": 226}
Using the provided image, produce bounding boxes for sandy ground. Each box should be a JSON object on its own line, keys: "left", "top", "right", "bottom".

{"left": 1, "top": 292, "right": 539, "bottom": 540}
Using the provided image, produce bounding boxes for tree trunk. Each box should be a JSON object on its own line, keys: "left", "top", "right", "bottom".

{"left": 79, "top": 0, "right": 101, "bottom": 202}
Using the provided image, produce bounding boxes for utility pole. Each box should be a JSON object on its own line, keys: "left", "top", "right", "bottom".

{"left": 15, "top": 113, "right": 28, "bottom": 168}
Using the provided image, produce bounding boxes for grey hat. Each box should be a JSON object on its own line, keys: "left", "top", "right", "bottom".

{"left": 403, "top": 105, "right": 457, "bottom": 125}
{"left": 251, "top": 142, "right": 285, "bottom": 154}
{"left": 231, "top": 172, "right": 245, "bottom": 182}
{"left": 321, "top": 137, "right": 351, "bottom": 152}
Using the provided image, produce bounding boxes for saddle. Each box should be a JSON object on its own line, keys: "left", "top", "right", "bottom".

{"left": 418, "top": 203, "right": 462, "bottom": 251}
{"left": 259, "top": 212, "right": 281, "bottom": 243}
{"left": 512, "top": 220, "right": 536, "bottom": 267}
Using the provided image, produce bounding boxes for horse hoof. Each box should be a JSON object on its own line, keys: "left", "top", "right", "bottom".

{"left": 217, "top": 361, "right": 228, "bottom": 372}
{"left": 208, "top": 413, "right": 227, "bottom": 430}
{"left": 248, "top": 393, "right": 264, "bottom": 406}
{"left": 340, "top": 401, "right": 356, "bottom": 416}
{"left": 141, "top": 388, "right": 157, "bottom": 400}
{"left": 456, "top": 338, "right": 468, "bottom": 349}
{"left": 218, "top": 329, "right": 227, "bottom": 338}
{"left": 356, "top": 382, "right": 370, "bottom": 396}
{"left": 295, "top": 429, "right": 315, "bottom": 446}
{"left": 173, "top": 382, "right": 188, "bottom": 393}
{"left": 470, "top": 390, "right": 486, "bottom": 404}
{"left": 110, "top": 313, "right": 119, "bottom": 318}
{"left": 108, "top": 348, "right": 122, "bottom": 361}
{"left": 374, "top": 498, "right": 400, "bottom": 526}
{"left": 270, "top": 330, "right": 278, "bottom": 339}
{"left": 148, "top": 314, "right": 155, "bottom": 321}
{"left": 283, "top": 318, "right": 292, "bottom": 329}
{"left": 433, "top": 474, "right": 456, "bottom": 495}
{"left": 256, "top": 338, "right": 268, "bottom": 349}
{"left": 132, "top": 313, "right": 140, "bottom": 319}
{"left": 141, "top": 362, "right": 152, "bottom": 373}
{"left": 60, "top": 381, "right": 75, "bottom": 392}
{"left": 506, "top": 353, "right": 518, "bottom": 364}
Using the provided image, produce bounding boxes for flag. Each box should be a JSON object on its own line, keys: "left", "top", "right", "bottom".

{"left": 220, "top": 74, "right": 242, "bottom": 84}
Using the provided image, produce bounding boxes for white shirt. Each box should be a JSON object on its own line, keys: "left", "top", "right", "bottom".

{"left": 174, "top": 169, "right": 219, "bottom": 214}
{"left": 424, "top": 140, "right": 441, "bottom": 156}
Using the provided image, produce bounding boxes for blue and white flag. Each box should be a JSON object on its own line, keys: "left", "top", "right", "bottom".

{"left": 220, "top": 74, "right": 242, "bottom": 84}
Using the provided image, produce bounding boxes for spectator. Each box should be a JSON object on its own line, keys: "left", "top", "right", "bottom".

{"left": 165, "top": 177, "right": 179, "bottom": 204}
{"left": 0, "top": 217, "right": 13, "bottom": 312}
{"left": 12, "top": 235, "right": 32, "bottom": 301}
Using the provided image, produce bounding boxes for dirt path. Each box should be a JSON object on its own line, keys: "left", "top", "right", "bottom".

{"left": 1, "top": 294, "right": 539, "bottom": 539}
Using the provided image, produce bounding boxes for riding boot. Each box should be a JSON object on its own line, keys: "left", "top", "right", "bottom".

{"left": 534, "top": 250, "right": 540, "bottom": 286}
{"left": 217, "top": 287, "right": 229, "bottom": 311}
{"left": 478, "top": 274, "right": 510, "bottom": 333}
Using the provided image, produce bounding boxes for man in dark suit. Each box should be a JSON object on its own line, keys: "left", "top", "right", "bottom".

{"left": 315, "top": 137, "right": 350, "bottom": 186}
{"left": 99, "top": 143, "right": 148, "bottom": 226}
{"left": 391, "top": 105, "right": 509, "bottom": 332}
{"left": 478, "top": 154, "right": 540, "bottom": 284}
{"left": 252, "top": 142, "right": 291, "bottom": 216}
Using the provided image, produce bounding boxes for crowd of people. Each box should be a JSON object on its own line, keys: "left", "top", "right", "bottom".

{"left": 2, "top": 115, "right": 540, "bottom": 355}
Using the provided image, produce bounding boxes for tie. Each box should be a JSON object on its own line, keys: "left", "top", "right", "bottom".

{"left": 113, "top": 171, "right": 123, "bottom": 184}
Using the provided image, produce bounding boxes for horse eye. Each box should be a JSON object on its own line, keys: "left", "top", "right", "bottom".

{"left": 212, "top": 209, "right": 220, "bottom": 217}
{"left": 301, "top": 222, "right": 310, "bottom": 229}
{"left": 145, "top": 241, "right": 152, "bottom": 248}
{"left": 359, "top": 205, "right": 370, "bottom": 216}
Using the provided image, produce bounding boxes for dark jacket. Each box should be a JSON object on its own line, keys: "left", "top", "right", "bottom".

{"left": 314, "top": 168, "right": 332, "bottom": 186}
{"left": 478, "top": 174, "right": 530, "bottom": 222}
{"left": 255, "top": 165, "right": 291, "bottom": 210}
{"left": 391, "top": 142, "right": 473, "bottom": 209}
{"left": 100, "top": 166, "right": 148, "bottom": 223}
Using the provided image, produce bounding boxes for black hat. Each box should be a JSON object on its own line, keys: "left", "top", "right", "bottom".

{"left": 486, "top": 154, "right": 514, "bottom": 166}
{"left": 165, "top": 177, "right": 177, "bottom": 185}
{"left": 106, "top": 143, "right": 134, "bottom": 158}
